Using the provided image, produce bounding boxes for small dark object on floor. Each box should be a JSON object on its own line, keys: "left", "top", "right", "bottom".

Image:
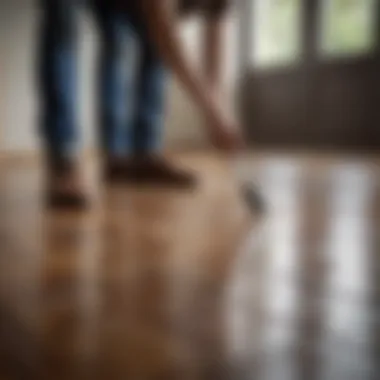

{"left": 241, "top": 183, "right": 266, "bottom": 215}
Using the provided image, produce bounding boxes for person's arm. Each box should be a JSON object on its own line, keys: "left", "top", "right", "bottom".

{"left": 201, "top": 9, "right": 244, "bottom": 149}
{"left": 139, "top": 0, "right": 242, "bottom": 150}
{"left": 203, "top": 15, "right": 226, "bottom": 93}
{"left": 140, "top": 1, "right": 218, "bottom": 116}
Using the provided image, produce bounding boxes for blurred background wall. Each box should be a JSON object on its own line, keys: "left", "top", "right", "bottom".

{"left": 0, "top": 0, "right": 238, "bottom": 155}
{"left": 240, "top": 0, "right": 380, "bottom": 150}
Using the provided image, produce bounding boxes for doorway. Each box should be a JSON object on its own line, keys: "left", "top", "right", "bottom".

{"left": 239, "top": 0, "right": 380, "bottom": 149}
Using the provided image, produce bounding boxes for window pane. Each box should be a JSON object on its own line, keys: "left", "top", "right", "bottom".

{"left": 319, "top": 0, "right": 377, "bottom": 57}
{"left": 251, "top": 0, "right": 303, "bottom": 68}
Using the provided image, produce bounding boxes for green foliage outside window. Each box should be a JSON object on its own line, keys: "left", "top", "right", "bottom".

{"left": 320, "top": 0, "right": 376, "bottom": 56}
{"left": 252, "top": 0, "right": 377, "bottom": 67}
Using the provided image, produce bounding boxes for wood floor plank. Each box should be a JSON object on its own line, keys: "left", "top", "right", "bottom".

{"left": 0, "top": 152, "right": 378, "bottom": 379}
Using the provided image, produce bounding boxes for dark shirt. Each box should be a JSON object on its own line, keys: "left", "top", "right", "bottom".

{"left": 115, "top": 0, "right": 229, "bottom": 18}
{"left": 178, "top": 0, "right": 229, "bottom": 17}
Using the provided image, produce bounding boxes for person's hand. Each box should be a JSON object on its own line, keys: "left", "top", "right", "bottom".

{"left": 208, "top": 117, "right": 244, "bottom": 151}
{"left": 205, "top": 102, "right": 245, "bottom": 152}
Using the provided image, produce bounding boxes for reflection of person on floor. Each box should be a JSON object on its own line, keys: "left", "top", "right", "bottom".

{"left": 39, "top": 0, "right": 241, "bottom": 208}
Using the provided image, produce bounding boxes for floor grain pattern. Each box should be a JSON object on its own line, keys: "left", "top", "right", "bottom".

{"left": 0, "top": 152, "right": 378, "bottom": 380}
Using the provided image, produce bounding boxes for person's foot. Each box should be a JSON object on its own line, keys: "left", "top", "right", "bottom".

{"left": 104, "top": 155, "right": 197, "bottom": 189}
{"left": 46, "top": 159, "right": 89, "bottom": 210}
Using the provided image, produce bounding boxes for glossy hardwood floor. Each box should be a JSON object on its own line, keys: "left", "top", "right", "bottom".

{"left": 0, "top": 152, "right": 379, "bottom": 380}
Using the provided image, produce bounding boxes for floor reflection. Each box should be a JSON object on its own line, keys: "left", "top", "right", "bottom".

{"left": 0, "top": 154, "right": 378, "bottom": 379}
{"left": 226, "top": 155, "right": 379, "bottom": 380}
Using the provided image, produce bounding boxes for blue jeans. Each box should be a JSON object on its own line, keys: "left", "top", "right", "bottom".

{"left": 38, "top": 0, "right": 166, "bottom": 162}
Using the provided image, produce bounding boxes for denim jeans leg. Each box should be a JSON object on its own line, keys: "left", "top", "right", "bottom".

{"left": 93, "top": 1, "right": 143, "bottom": 157}
{"left": 131, "top": 19, "right": 167, "bottom": 155}
{"left": 38, "top": 0, "right": 80, "bottom": 164}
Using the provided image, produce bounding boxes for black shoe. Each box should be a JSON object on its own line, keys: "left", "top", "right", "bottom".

{"left": 45, "top": 158, "right": 89, "bottom": 210}
{"left": 104, "top": 155, "right": 197, "bottom": 189}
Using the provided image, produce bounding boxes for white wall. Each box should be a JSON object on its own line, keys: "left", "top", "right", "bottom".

{"left": 1, "top": 1, "right": 40, "bottom": 152}
{"left": 0, "top": 1, "right": 237, "bottom": 154}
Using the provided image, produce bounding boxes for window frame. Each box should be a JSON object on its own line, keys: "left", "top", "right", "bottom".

{"left": 237, "top": 0, "right": 380, "bottom": 71}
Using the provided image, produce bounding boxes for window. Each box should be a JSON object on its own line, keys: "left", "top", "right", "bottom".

{"left": 319, "top": 0, "right": 377, "bottom": 57}
{"left": 252, "top": 0, "right": 303, "bottom": 68}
